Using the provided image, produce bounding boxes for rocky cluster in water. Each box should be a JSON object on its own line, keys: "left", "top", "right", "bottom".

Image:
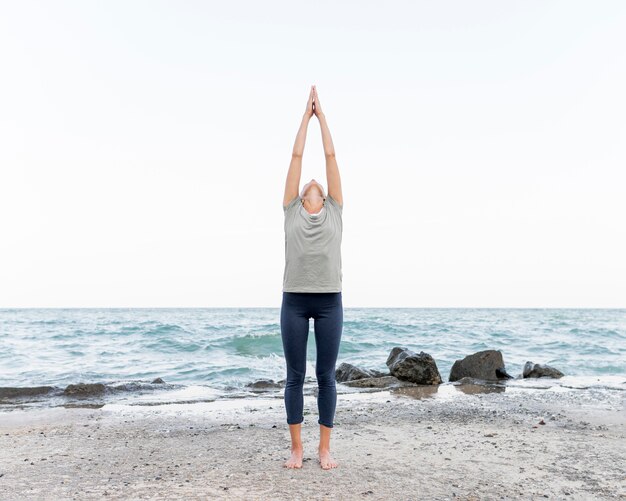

{"left": 243, "top": 347, "right": 565, "bottom": 392}
{"left": 335, "top": 347, "right": 565, "bottom": 389}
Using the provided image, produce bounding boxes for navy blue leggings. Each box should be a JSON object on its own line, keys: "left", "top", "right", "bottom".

{"left": 280, "top": 291, "right": 343, "bottom": 428}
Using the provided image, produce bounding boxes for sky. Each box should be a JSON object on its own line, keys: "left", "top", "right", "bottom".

{"left": 1, "top": 0, "right": 625, "bottom": 308}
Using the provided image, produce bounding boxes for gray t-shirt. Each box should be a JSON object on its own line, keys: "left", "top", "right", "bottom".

{"left": 282, "top": 194, "right": 343, "bottom": 292}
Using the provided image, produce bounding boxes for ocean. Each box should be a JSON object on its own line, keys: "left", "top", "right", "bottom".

{"left": 1, "top": 308, "right": 625, "bottom": 411}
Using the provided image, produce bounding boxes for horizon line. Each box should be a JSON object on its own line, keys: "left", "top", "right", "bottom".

{"left": 1, "top": 306, "right": 625, "bottom": 310}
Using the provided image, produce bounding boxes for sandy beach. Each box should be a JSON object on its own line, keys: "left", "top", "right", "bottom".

{"left": 1, "top": 381, "right": 625, "bottom": 501}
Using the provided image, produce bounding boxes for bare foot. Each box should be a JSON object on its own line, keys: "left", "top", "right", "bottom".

{"left": 284, "top": 447, "right": 303, "bottom": 468}
{"left": 318, "top": 447, "right": 338, "bottom": 470}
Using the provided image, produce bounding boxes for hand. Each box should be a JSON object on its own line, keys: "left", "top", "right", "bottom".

{"left": 312, "top": 85, "right": 324, "bottom": 118}
{"left": 304, "top": 85, "right": 315, "bottom": 119}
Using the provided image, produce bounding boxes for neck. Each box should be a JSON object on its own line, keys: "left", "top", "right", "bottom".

{"left": 303, "top": 199, "right": 324, "bottom": 214}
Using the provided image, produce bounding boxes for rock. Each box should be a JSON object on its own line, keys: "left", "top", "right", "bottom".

{"left": 385, "top": 347, "right": 443, "bottom": 385}
{"left": 342, "top": 375, "right": 415, "bottom": 389}
{"left": 0, "top": 386, "right": 54, "bottom": 399}
{"left": 151, "top": 377, "right": 166, "bottom": 384}
{"left": 335, "top": 362, "right": 387, "bottom": 382}
{"left": 495, "top": 367, "right": 514, "bottom": 379}
{"left": 245, "top": 379, "right": 283, "bottom": 391}
{"left": 522, "top": 361, "right": 564, "bottom": 379}
{"left": 63, "top": 383, "right": 106, "bottom": 396}
{"left": 448, "top": 350, "right": 512, "bottom": 382}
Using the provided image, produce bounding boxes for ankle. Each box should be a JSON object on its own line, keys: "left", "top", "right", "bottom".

{"left": 318, "top": 445, "right": 330, "bottom": 453}
{"left": 291, "top": 444, "right": 303, "bottom": 451}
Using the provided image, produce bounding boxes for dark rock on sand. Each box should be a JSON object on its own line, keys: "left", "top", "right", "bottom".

{"left": 449, "top": 350, "right": 511, "bottom": 382}
{"left": 386, "top": 347, "right": 443, "bottom": 385}
{"left": 335, "top": 362, "right": 388, "bottom": 383}
{"left": 63, "top": 383, "right": 107, "bottom": 396}
{"left": 342, "top": 375, "right": 416, "bottom": 389}
{"left": 522, "top": 361, "right": 564, "bottom": 379}
{"left": 152, "top": 377, "right": 166, "bottom": 384}
{"left": 450, "top": 377, "right": 507, "bottom": 394}
{"left": 245, "top": 379, "right": 283, "bottom": 392}
{"left": 0, "top": 386, "right": 55, "bottom": 400}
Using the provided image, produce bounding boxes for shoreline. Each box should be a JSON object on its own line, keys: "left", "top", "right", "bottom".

{"left": 1, "top": 373, "right": 624, "bottom": 412}
{"left": 1, "top": 382, "right": 625, "bottom": 500}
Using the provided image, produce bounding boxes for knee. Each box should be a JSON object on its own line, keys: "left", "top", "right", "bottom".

{"left": 286, "top": 370, "right": 306, "bottom": 388}
{"left": 316, "top": 369, "right": 336, "bottom": 387}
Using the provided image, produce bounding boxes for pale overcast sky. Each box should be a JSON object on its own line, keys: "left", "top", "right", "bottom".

{"left": 1, "top": 1, "right": 625, "bottom": 308}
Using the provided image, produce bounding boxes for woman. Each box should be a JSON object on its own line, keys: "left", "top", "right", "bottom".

{"left": 281, "top": 85, "right": 344, "bottom": 470}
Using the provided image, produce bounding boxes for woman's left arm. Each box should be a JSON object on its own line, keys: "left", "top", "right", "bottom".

{"left": 313, "top": 86, "right": 343, "bottom": 206}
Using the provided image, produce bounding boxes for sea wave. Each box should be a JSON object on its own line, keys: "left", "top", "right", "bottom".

{"left": 1, "top": 308, "right": 624, "bottom": 395}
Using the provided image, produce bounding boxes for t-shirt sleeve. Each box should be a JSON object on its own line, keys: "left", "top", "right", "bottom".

{"left": 326, "top": 194, "right": 343, "bottom": 214}
{"left": 283, "top": 196, "right": 300, "bottom": 213}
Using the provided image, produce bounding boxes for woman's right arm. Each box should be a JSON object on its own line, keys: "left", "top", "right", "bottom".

{"left": 284, "top": 87, "right": 315, "bottom": 208}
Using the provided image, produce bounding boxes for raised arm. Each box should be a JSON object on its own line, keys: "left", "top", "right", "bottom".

{"left": 283, "top": 86, "right": 315, "bottom": 208}
{"left": 313, "top": 85, "right": 343, "bottom": 206}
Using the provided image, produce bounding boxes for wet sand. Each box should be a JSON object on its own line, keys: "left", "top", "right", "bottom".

{"left": 1, "top": 382, "right": 625, "bottom": 500}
